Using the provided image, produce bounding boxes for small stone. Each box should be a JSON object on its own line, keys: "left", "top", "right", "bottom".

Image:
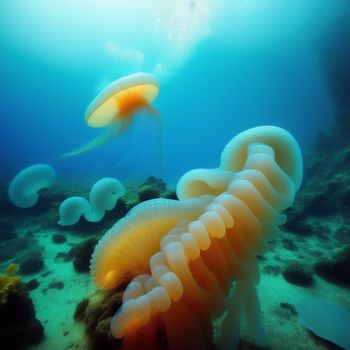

{"left": 20, "top": 256, "right": 44, "bottom": 275}
{"left": 282, "top": 238, "right": 298, "bottom": 251}
{"left": 48, "top": 280, "right": 64, "bottom": 289}
{"left": 55, "top": 252, "right": 70, "bottom": 261}
{"left": 52, "top": 233, "right": 67, "bottom": 244}
{"left": 314, "top": 245, "right": 350, "bottom": 287}
{"left": 26, "top": 279, "right": 40, "bottom": 291}
{"left": 263, "top": 265, "right": 281, "bottom": 275}
{"left": 283, "top": 263, "right": 314, "bottom": 286}
{"left": 280, "top": 302, "right": 298, "bottom": 316}
{"left": 41, "top": 271, "right": 52, "bottom": 277}
{"left": 74, "top": 298, "right": 89, "bottom": 321}
{"left": 91, "top": 317, "right": 122, "bottom": 350}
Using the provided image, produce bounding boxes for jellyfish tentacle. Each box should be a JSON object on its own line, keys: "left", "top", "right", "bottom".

{"left": 61, "top": 120, "right": 131, "bottom": 158}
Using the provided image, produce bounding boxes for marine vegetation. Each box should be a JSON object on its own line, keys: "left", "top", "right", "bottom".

{"left": 90, "top": 125, "right": 303, "bottom": 349}
{"left": 62, "top": 72, "right": 160, "bottom": 157}
{"left": 0, "top": 263, "right": 21, "bottom": 305}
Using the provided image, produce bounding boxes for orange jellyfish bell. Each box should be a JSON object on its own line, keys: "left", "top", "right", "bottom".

{"left": 85, "top": 72, "right": 160, "bottom": 128}
{"left": 62, "top": 72, "right": 160, "bottom": 158}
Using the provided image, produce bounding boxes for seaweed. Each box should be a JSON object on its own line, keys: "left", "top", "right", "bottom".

{"left": 0, "top": 264, "right": 21, "bottom": 305}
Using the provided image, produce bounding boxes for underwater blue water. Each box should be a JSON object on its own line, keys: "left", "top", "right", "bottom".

{"left": 0, "top": 0, "right": 349, "bottom": 186}
{"left": 1, "top": 3, "right": 350, "bottom": 350}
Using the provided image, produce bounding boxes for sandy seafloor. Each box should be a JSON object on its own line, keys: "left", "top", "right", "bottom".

{"left": 0, "top": 212, "right": 349, "bottom": 350}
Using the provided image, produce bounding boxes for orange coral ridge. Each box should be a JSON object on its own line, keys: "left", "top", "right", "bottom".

{"left": 90, "top": 126, "right": 303, "bottom": 349}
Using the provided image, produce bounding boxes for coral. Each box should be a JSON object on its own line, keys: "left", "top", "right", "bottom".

{"left": 8, "top": 164, "right": 55, "bottom": 208}
{"left": 90, "top": 126, "right": 302, "bottom": 349}
{"left": 0, "top": 264, "right": 21, "bottom": 305}
{"left": 58, "top": 178, "right": 125, "bottom": 226}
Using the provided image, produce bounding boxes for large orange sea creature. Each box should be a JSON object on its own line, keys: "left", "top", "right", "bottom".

{"left": 90, "top": 126, "right": 303, "bottom": 349}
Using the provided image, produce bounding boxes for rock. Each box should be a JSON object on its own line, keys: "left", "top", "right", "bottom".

{"left": 20, "top": 256, "right": 44, "bottom": 275}
{"left": 262, "top": 265, "right": 281, "bottom": 275}
{"left": 282, "top": 238, "right": 298, "bottom": 251}
{"left": 138, "top": 186, "right": 160, "bottom": 202}
{"left": 0, "top": 317, "right": 44, "bottom": 349}
{"left": 334, "top": 226, "right": 350, "bottom": 244}
{"left": 83, "top": 292, "right": 125, "bottom": 350}
{"left": 52, "top": 233, "right": 66, "bottom": 244}
{"left": 163, "top": 190, "right": 178, "bottom": 200}
{"left": 71, "top": 237, "right": 98, "bottom": 273}
{"left": 283, "top": 210, "right": 314, "bottom": 236}
{"left": 55, "top": 252, "right": 71, "bottom": 261}
{"left": 238, "top": 340, "right": 270, "bottom": 350}
{"left": 314, "top": 245, "right": 350, "bottom": 287}
{"left": 313, "top": 223, "right": 331, "bottom": 241}
{"left": 0, "top": 220, "right": 14, "bottom": 231}
{"left": 0, "top": 237, "right": 42, "bottom": 264}
{"left": 0, "top": 289, "right": 44, "bottom": 348}
{"left": 142, "top": 177, "right": 167, "bottom": 193}
{"left": 304, "top": 193, "right": 339, "bottom": 216}
{"left": 48, "top": 280, "right": 64, "bottom": 289}
{"left": 137, "top": 177, "right": 169, "bottom": 202}
{"left": 98, "top": 292, "right": 124, "bottom": 322}
{"left": 26, "top": 279, "right": 39, "bottom": 291}
{"left": 91, "top": 317, "right": 122, "bottom": 350}
{"left": 279, "top": 302, "right": 298, "bottom": 316}
{"left": 283, "top": 263, "right": 314, "bottom": 287}
{"left": 74, "top": 298, "right": 89, "bottom": 321}
{"left": 0, "top": 229, "right": 17, "bottom": 241}
{"left": 0, "top": 237, "right": 28, "bottom": 262}
{"left": 85, "top": 304, "right": 105, "bottom": 335}
{"left": 41, "top": 270, "right": 51, "bottom": 278}
{"left": 25, "top": 230, "right": 34, "bottom": 238}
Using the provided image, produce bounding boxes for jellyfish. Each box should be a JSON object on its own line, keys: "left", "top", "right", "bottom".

{"left": 62, "top": 72, "right": 160, "bottom": 158}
